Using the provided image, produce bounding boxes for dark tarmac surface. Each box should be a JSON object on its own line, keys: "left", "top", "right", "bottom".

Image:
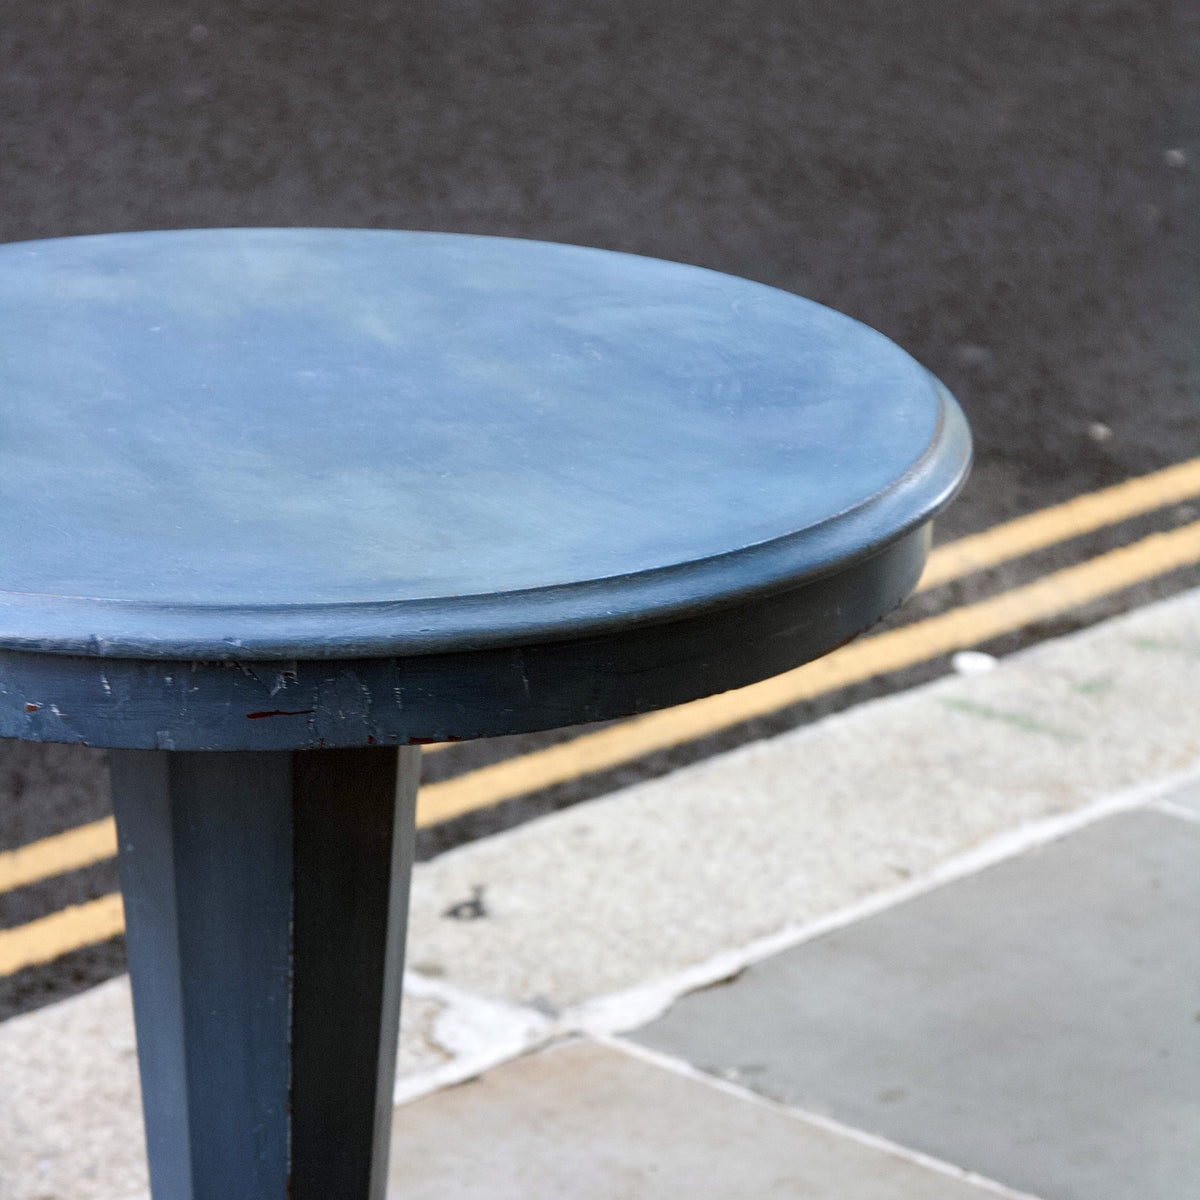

{"left": 1, "top": 0, "right": 1198, "bottom": 1017}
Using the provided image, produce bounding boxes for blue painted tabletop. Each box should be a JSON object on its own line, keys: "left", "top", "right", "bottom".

{"left": 0, "top": 228, "right": 968, "bottom": 665}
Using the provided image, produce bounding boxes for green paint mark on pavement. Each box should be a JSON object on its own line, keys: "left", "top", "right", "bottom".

{"left": 1131, "top": 636, "right": 1200, "bottom": 658}
{"left": 938, "top": 698, "right": 1083, "bottom": 743}
{"left": 1071, "top": 676, "right": 1115, "bottom": 696}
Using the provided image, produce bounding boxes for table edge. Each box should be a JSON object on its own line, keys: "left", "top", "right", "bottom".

{"left": 0, "top": 384, "right": 969, "bottom": 662}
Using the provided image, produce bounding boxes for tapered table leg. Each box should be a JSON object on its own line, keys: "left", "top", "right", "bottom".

{"left": 109, "top": 746, "right": 419, "bottom": 1200}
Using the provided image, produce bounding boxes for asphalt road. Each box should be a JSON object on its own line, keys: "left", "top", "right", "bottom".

{"left": 1, "top": 0, "right": 1199, "bottom": 1017}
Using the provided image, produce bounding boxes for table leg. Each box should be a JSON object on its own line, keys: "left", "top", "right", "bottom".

{"left": 109, "top": 746, "right": 419, "bottom": 1200}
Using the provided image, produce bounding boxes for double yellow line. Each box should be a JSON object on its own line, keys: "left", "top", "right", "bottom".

{"left": 4, "top": 457, "right": 1200, "bottom": 978}
{"left": 419, "top": 463, "right": 1200, "bottom": 824}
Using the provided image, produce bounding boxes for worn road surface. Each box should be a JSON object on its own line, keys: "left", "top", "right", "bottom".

{"left": 1, "top": 0, "right": 1198, "bottom": 1016}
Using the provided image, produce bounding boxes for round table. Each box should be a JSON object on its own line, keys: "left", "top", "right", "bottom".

{"left": 0, "top": 228, "right": 970, "bottom": 1200}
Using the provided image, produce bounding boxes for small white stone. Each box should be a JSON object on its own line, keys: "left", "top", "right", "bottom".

{"left": 1088, "top": 421, "right": 1114, "bottom": 443}
{"left": 1165, "top": 148, "right": 1188, "bottom": 168}
{"left": 951, "top": 650, "right": 999, "bottom": 677}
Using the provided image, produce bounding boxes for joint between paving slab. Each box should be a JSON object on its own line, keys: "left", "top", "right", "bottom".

{"left": 558, "top": 762, "right": 1200, "bottom": 1040}
{"left": 388, "top": 762, "right": 1200, "bottom": 1117}
{"left": 393, "top": 971, "right": 557, "bottom": 1106}
{"left": 597, "top": 1034, "right": 1048, "bottom": 1200}
{"left": 10, "top": 592, "right": 1200, "bottom": 1199}
{"left": 1146, "top": 797, "right": 1200, "bottom": 824}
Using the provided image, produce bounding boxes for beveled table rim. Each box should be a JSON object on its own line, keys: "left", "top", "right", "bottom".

{"left": 0, "top": 383, "right": 967, "bottom": 662}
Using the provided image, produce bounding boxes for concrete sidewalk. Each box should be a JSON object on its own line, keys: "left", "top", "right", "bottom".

{"left": 3, "top": 588, "right": 1199, "bottom": 1199}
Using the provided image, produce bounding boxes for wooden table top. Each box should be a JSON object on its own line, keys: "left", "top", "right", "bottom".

{"left": 0, "top": 229, "right": 969, "bottom": 748}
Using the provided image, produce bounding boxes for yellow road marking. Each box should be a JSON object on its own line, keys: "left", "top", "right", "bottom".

{"left": 421, "top": 455, "right": 1200, "bottom": 757}
{"left": 0, "top": 817, "right": 117, "bottom": 895}
{"left": 917, "top": 456, "right": 1200, "bottom": 590}
{"left": 8, "top": 451, "right": 1196, "bottom": 894}
{"left": 3, "top": 520, "right": 1200, "bottom": 976}
{"left": 414, "top": 520, "right": 1200, "bottom": 826}
{"left": 0, "top": 893, "right": 124, "bottom": 977}
{"left": 1, "top": 455, "right": 1196, "bottom": 888}
{"left": 4, "top": 455, "right": 1200, "bottom": 974}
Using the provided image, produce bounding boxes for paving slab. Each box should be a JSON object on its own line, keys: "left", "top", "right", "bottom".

{"left": 634, "top": 810, "right": 1200, "bottom": 1200}
{"left": 1158, "top": 778, "right": 1200, "bottom": 815}
{"left": 0, "top": 977, "right": 144, "bottom": 1200}
{"left": 0, "top": 976, "right": 455, "bottom": 1200}
{"left": 405, "top": 590, "right": 1200, "bottom": 1012}
{"left": 387, "top": 1038, "right": 1002, "bottom": 1199}
{"left": 6, "top": 589, "right": 1200, "bottom": 1199}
